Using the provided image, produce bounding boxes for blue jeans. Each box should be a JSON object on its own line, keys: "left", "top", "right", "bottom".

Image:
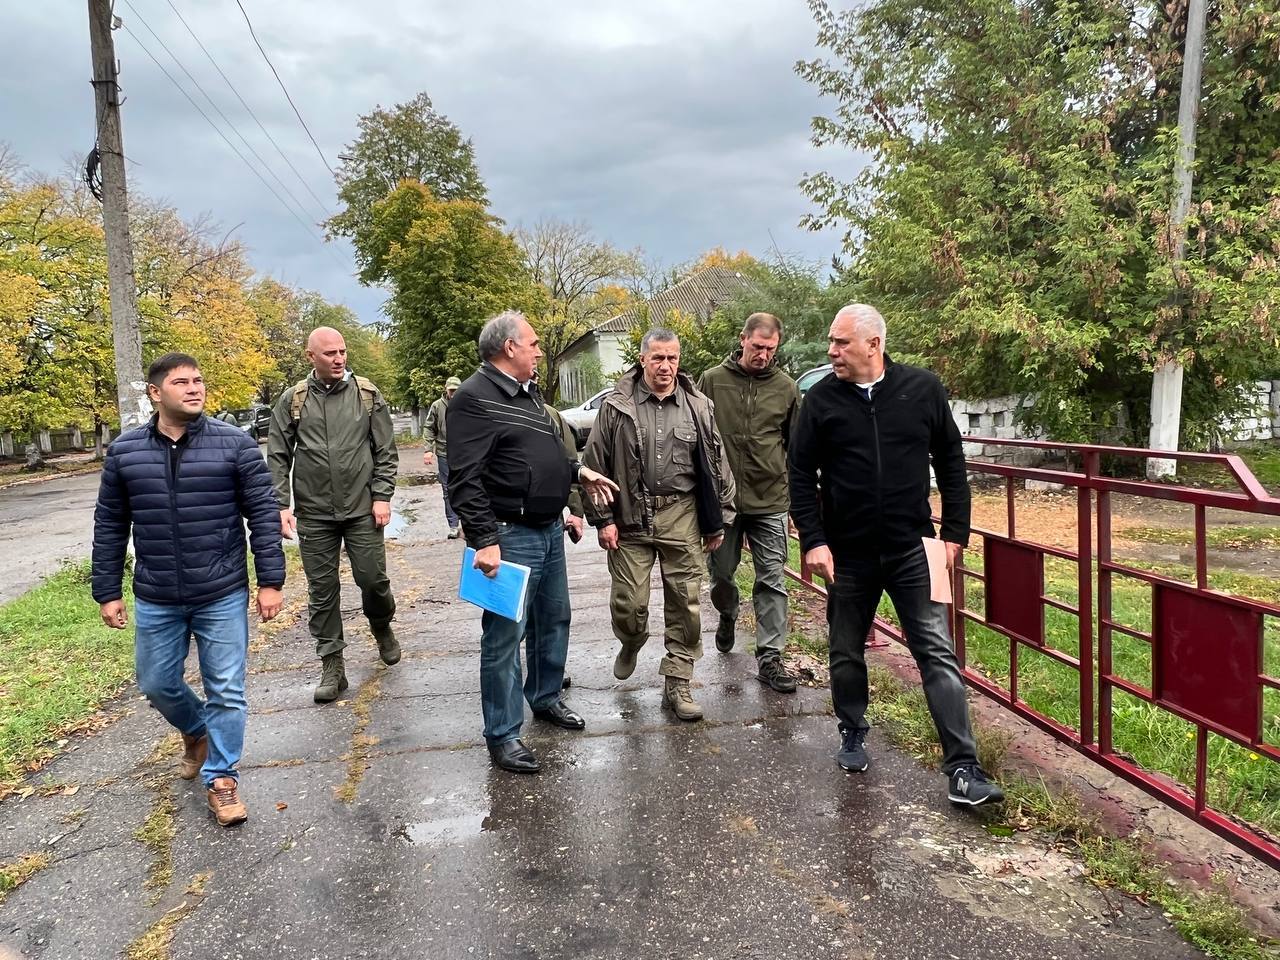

{"left": 437, "top": 454, "right": 459, "bottom": 529}
{"left": 134, "top": 588, "right": 250, "bottom": 786}
{"left": 827, "top": 543, "right": 978, "bottom": 774}
{"left": 480, "top": 520, "right": 570, "bottom": 745}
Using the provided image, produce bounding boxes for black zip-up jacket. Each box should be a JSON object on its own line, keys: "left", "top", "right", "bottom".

{"left": 446, "top": 364, "right": 579, "bottom": 549}
{"left": 91, "top": 414, "right": 286, "bottom": 606}
{"left": 788, "top": 358, "right": 970, "bottom": 556}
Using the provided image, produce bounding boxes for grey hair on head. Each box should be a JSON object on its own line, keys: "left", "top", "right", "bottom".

{"left": 834, "top": 303, "right": 887, "bottom": 350}
{"left": 640, "top": 327, "right": 679, "bottom": 354}
{"left": 477, "top": 310, "right": 528, "bottom": 360}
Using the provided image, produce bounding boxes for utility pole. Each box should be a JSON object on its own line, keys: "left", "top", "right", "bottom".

{"left": 88, "top": 0, "right": 150, "bottom": 431}
{"left": 1147, "top": 0, "right": 1208, "bottom": 480}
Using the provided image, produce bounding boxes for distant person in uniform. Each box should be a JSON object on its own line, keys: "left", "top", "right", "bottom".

{"left": 423, "top": 376, "right": 463, "bottom": 539}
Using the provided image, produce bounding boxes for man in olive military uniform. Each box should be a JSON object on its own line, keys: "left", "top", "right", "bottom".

{"left": 698, "top": 312, "right": 801, "bottom": 693}
{"left": 422, "top": 376, "right": 462, "bottom": 539}
{"left": 267, "top": 326, "right": 400, "bottom": 703}
{"left": 583, "top": 328, "right": 736, "bottom": 721}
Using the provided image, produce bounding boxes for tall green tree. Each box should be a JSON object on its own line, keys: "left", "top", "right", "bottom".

{"left": 360, "top": 182, "right": 536, "bottom": 405}
{"left": 328, "top": 92, "right": 488, "bottom": 281}
{"left": 797, "top": 0, "right": 1280, "bottom": 446}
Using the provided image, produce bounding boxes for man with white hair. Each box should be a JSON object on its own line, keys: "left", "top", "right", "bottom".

{"left": 788, "top": 304, "right": 1004, "bottom": 806}
{"left": 446, "top": 310, "right": 618, "bottom": 773}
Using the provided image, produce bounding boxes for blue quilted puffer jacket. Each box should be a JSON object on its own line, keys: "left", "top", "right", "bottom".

{"left": 91, "top": 414, "right": 286, "bottom": 606}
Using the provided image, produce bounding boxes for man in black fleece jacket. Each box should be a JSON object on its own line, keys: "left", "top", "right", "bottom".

{"left": 788, "top": 304, "right": 1003, "bottom": 807}
{"left": 447, "top": 311, "right": 617, "bottom": 774}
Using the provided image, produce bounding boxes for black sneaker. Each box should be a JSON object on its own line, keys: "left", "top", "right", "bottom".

{"left": 757, "top": 657, "right": 797, "bottom": 693}
{"left": 948, "top": 765, "right": 1005, "bottom": 806}
{"left": 836, "top": 727, "right": 869, "bottom": 773}
{"left": 715, "top": 616, "right": 734, "bottom": 653}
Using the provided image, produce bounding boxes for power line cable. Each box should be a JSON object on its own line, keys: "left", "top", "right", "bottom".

{"left": 162, "top": 0, "right": 334, "bottom": 219}
{"left": 233, "top": 0, "right": 335, "bottom": 176}
{"left": 119, "top": 0, "right": 327, "bottom": 227}
{"left": 119, "top": 22, "right": 346, "bottom": 267}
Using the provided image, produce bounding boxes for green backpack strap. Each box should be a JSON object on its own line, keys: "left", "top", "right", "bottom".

{"left": 289, "top": 376, "right": 377, "bottom": 421}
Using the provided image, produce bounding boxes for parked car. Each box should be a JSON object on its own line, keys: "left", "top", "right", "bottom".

{"left": 797, "top": 363, "right": 832, "bottom": 398}
{"left": 559, "top": 388, "right": 610, "bottom": 446}
{"left": 228, "top": 405, "right": 272, "bottom": 441}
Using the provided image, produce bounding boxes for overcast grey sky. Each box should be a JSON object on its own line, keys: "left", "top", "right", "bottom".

{"left": 3, "top": 1, "right": 863, "bottom": 321}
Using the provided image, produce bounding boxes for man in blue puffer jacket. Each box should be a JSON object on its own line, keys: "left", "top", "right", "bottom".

{"left": 92, "top": 353, "right": 286, "bottom": 826}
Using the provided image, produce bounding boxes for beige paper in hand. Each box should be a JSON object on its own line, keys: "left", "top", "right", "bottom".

{"left": 921, "top": 537, "right": 953, "bottom": 605}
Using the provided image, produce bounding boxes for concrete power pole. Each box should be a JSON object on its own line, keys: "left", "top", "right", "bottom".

{"left": 87, "top": 0, "right": 150, "bottom": 432}
{"left": 1147, "top": 0, "right": 1208, "bottom": 480}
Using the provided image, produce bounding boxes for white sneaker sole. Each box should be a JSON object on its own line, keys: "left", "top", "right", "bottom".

{"left": 948, "top": 791, "right": 1002, "bottom": 806}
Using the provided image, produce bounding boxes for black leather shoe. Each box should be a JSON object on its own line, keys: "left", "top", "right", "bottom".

{"left": 487, "top": 739, "right": 540, "bottom": 773}
{"left": 533, "top": 701, "right": 586, "bottom": 730}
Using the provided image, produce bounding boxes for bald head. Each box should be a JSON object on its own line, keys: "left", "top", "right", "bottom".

{"left": 828, "top": 303, "right": 887, "bottom": 383}
{"left": 305, "top": 326, "right": 348, "bottom": 384}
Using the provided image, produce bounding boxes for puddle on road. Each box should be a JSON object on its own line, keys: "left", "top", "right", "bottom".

{"left": 384, "top": 509, "right": 414, "bottom": 540}
{"left": 398, "top": 812, "right": 488, "bottom": 844}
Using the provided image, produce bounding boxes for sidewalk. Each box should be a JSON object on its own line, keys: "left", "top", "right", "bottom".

{"left": 0, "top": 477, "right": 1211, "bottom": 960}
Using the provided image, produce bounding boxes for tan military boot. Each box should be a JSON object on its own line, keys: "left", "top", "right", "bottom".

{"left": 178, "top": 732, "right": 208, "bottom": 780}
{"left": 206, "top": 777, "right": 248, "bottom": 826}
{"left": 662, "top": 677, "right": 704, "bottom": 722}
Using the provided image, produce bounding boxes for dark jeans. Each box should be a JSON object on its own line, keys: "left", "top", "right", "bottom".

{"left": 297, "top": 514, "right": 396, "bottom": 658}
{"left": 480, "top": 519, "right": 571, "bottom": 744}
{"left": 827, "top": 542, "right": 978, "bottom": 774}
{"left": 437, "top": 454, "right": 459, "bottom": 529}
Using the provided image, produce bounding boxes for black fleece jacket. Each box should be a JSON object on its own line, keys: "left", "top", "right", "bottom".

{"left": 446, "top": 364, "right": 579, "bottom": 549}
{"left": 788, "top": 358, "right": 970, "bottom": 557}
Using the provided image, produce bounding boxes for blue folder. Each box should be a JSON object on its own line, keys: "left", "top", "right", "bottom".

{"left": 458, "top": 547, "right": 532, "bottom": 622}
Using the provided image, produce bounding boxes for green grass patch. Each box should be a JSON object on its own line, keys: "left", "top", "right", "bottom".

{"left": 0, "top": 852, "right": 51, "bottom": 904}
{"left": 0, "top": 560, "right": 135, "bottom": 785}
{"left": 1179, "top": 443, "right": 1280, "bottom": 495}
{"left": 1120, "top": 525, "right": 1280, "bottom": 549}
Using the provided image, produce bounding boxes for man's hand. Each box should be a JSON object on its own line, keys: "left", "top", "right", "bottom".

{"left": 280, "top": 508, "right": 297, "bottom": 540}
{"left": 579, "top": 466, "right": 620, "bottom": 510}
{"left": 372, "top": 501, "right": 391, "bottom": 529}
{"left": 422, "top": 450, "right": 434, "bottom": 466}
{"left": 944, "top": 540, "right": 963, "bottom": 573}
{"left": 703, "top": 533, "right": 724, "bottom": 554}
{"left": 474, "top": 544, "right": 502, "bottom": 578}
{"left": 257, "top": 587, "right": 283, "bottom": 621}
{"left": 804, "top": 545, "right": 835, "bottom": 584}
{"left": 597, "top": 523, "right": 619, "bottom": 551}
{"left": 100, "top": 600, "right": 127, "bottom": 629}
{"left": 565, "top": 514, "right": 585, "bottom": 541}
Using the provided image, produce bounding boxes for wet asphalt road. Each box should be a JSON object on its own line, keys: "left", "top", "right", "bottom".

{"left": 0, "top": 471, "right": 101, "bottom": 604}
{"left": 0, "top": 475, "right": 1209, "bottom": 960}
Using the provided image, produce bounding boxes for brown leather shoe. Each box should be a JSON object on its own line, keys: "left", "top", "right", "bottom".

{"left": 207, "top": 777, "right": 248, "bottom": 826}
{"left": 179, "top": 733, "right": 208, "bottom": 781}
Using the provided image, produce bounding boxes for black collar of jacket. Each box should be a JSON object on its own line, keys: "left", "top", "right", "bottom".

{"left": 479, "top": 362, "right": 540, "bottom": 400}
{"left": 147, "top": 412, "right": 206, "bottom": 442}
{"left": 835, "top": 353, "right": 897, "bottom": 395}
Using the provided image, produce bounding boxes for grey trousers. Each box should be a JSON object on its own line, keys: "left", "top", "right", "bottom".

{"left": 707, "top": 511, "right": 789, "bottom": 661}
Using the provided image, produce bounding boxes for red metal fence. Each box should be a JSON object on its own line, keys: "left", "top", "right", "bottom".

{"left": 785, "top": 438, "right": 1280, "bottom": 869}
